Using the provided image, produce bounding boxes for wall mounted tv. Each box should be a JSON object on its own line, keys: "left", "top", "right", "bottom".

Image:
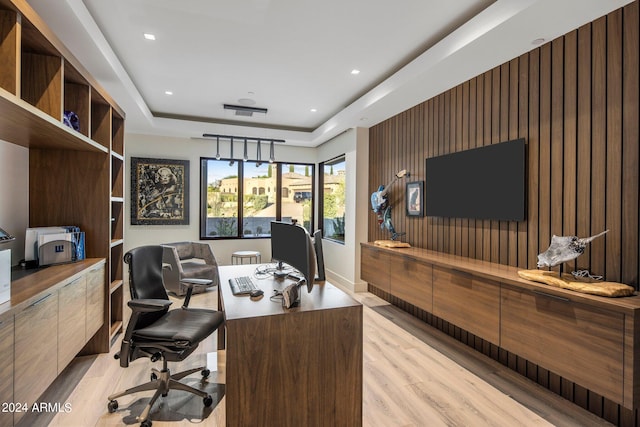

{"left": 425, "top": 138, "right": 526, "bottom": 221}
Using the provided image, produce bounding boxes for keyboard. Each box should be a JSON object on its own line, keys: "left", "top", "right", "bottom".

{"left": 229, "top": 276, "right": 259, "bottom": 295}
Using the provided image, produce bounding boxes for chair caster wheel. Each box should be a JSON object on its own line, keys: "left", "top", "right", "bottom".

{"left": 203, "top": 395, "right": 213, "bottom": 407}
{"left": 150, "top": 372, "right": 158, "bottom": 381}
{"left": 107, "top": 400, "right": 118, "bottom": 413}
{"left": 201, "top": 368, "right": 210, "bottom": 378}
{"left": 141, "top": 419, "right": 152, "bottom": 427}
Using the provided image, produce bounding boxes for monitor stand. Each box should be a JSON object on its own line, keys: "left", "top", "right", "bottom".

{"left": 274, "top": 261, "right": 287, "bottom": 279}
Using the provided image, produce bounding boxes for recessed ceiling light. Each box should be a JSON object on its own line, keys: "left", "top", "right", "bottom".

{"left": 165, "top": 91, "right": 173, "bottom": 95}
{"left": 238, "top": 98, "right": 256, "bottom": 106}
{"left": 144, "top": 33, "right": 156, "bottom": 40}
{"left": 351, "top": 69, "right": 360, "bottom": 75}
{"left": 310, "top": 108, "right": 317, "bottom": 113}
{"left": 532, "top": 38, "right": 545, "bottom": 45}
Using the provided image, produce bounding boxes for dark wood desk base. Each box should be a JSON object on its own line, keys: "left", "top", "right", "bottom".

{"left": 218, "top": 264, "right": 363, "bottom": 426}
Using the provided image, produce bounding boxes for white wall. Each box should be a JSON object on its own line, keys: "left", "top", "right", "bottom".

{"left": 0, "top": 140, "right": 29, "bottom": 266}
{"left": 316, "top": 128, "right": 369, "bottom": 292}
{"left": 125, "top": 133, "right": 317, "bottom": 265}
{"left": 0, "top": 129, "right": 370, "bottom": 291}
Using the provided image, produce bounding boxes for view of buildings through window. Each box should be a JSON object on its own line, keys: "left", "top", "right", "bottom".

{"left": 321, "top": 155, "right": 346, "bottom": 243}
{"left": 201, "top": 159, "right": 315, "bottom": 238}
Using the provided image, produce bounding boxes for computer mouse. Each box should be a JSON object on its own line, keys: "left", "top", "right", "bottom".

{"left": 250, "top": 289, "right": 264, "bottom": 298}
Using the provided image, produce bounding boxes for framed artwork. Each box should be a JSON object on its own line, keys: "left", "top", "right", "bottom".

{"left": 406, "top": 181, "right": 423, "bottom": 217}
{"left": 131, "top": 157, "right": 189, "bottom": 225}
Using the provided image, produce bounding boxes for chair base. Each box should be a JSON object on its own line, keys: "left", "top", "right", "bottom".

{"left": 107, "top": 361, "right": 213, "bottom": 425}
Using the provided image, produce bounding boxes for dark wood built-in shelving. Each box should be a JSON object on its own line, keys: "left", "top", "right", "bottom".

{"left": 0, "top": 0, "right": 125, "bottom": 423}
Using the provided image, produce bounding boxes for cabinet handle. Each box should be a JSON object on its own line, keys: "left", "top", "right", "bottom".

{"left": 63, "top": 278, "right": 81, "bottom": 288}
{"left": 532, "top": 290, "right": 570, "bottom": 302}
{"left": 28, "top": 293, "right": 53, "bottom": 308}
{"left": 451, "top": 269, "right": 473, "bottom": 279}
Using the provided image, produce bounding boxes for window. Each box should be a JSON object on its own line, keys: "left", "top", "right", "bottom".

{"left": 202, "top": 160, "right": 238, "bottom": 238}
{"left": 201, "top": 159, "right": 314, "bottom": 239}
{"left": 282, "top": 163, "right": 314, "bottom": 232}
{"left": 320, "top": 155, "right": 346, "bottom": 243}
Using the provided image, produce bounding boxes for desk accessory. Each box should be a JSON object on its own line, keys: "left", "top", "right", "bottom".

{"left": 282, "top": 283, "right": 299, "bottom": 308}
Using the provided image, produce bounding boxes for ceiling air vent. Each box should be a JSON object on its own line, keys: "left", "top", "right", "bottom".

{"left": 223, "top": 104, "right": 268, "bottom": 117}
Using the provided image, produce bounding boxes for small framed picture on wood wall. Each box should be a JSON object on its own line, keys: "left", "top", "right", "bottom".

{"left": 131, "top": 157, "right": 189, "bottom": 225}
{"left": 406, "top": 181, "right": 423, "bottom": 217}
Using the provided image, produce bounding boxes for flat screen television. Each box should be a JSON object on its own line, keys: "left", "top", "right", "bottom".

{"left": 270, "top": 221, "right": 316, "bottom": 293}
{"left": 425, "top": 138, "right": 526, "bottom": 221}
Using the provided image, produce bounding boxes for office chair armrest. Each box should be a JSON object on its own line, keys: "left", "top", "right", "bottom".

{"left": 180, "top": 278, "right": 212, "bottom": 308}
{"left": 128, "top": 298, "right": 173, "bottom": 313}
{"left": 182, "top": 278, "right": 212, "bottom": 286}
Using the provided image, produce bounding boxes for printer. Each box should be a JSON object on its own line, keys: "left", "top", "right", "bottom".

{"left": 0, "top": 226, "right": 15, "bottom": 305}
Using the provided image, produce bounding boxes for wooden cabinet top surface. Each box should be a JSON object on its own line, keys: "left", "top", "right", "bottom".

{"left": 361, "top": 242, "right": 640, "bottom": 313}
{"left": 0, "top": 258, "right": 105, "bottom": 320}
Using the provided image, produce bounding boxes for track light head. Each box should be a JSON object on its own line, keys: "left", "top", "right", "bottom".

{"left": 269, "top": 140, "right": 275, "bottom": 163}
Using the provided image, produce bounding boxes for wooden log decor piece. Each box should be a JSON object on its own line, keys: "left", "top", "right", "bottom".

{"left": 374, "top": 240, "right": 411, "bottom": 248}
{"left": 518, "top": 269, "right": 635, "bottom": 297}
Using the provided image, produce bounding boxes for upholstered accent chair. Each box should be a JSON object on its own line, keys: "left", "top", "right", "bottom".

{"left": 161, "top": 242, "right": 219, "bottom": 296}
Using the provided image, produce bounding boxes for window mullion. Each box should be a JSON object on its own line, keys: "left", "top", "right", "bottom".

{"left": 237, "top": 162, "right": 243, "bottom": 238}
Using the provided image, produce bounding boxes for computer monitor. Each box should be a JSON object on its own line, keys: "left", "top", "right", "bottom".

{"left": 270, "top": 221, "right": 316, "bottom": 293}
{"left": 312, "top": 229, "right": 325, "bottom": 282}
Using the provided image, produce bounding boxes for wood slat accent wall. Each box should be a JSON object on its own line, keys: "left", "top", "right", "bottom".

{"left": 369, "top": 2, "right": 639, "bottom": 290}
{"left": 368, "top": 3, "right": 639, "bottom": 426}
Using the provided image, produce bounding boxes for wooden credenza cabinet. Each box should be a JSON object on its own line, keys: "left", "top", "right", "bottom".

{"left": 361, "top": 242, "right": 640, "bottom": 410}
{"left": 433, "top": 266, "right": 500, "bottom": 345}
{"left": 500, "top": 285, "right": 625, "bottom": 405}
{"left": 391, "top": 254, "right": 433, "bottom": 313}
{"left": 14, "top": 292, "right": 58, "bottom": 424}
{"left": 0, "top": 259, "right": 105, "bottom": 426}
{"left": 58, "top": 276, "right": 86, "bottom": 373}
{"left": 0, "top": 316, "right": 14, "bottom": 427}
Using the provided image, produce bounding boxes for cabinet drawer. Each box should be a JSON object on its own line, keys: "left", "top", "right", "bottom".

{"left": 58, "top": 276, "right": 86, "bottom": 373}
{"left": 14, "top": 293, "right": 58, "bottom": 423}
{"left": 86, "top": 265, "right": 105, "bottom": 339}
{"left": 361, "top": 247, "right": 391, "bottom": 292}
{"left": 0, "top": 317, "right": 14, "bottom": 427}
{"left": 501, "top": 286, "right": 624, "bottom": 404}
{"left": 433, "top": 267, "right": 500, "bottom": 344}
{"left": 390, "top": 258, "right": 432, "bottom": 312}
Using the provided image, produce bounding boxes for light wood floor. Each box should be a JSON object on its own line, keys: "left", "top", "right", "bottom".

{"left": 21, "top": 287, "right": 611, "bottom": 427}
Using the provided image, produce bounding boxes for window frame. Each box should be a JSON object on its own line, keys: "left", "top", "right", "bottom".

{"left": 200, "top": 157, "right": 315, "bottom": 240}
{"left": 319, "top": 154, "right": 346, "bottom": 245}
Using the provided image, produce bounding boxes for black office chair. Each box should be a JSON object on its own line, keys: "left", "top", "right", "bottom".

{"left": 107, "top": 245, "right": 224, "bottom": 427}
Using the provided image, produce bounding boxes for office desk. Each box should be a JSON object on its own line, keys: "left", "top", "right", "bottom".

{"left": 218, "top": 264, "right": 363, "bottom": 427}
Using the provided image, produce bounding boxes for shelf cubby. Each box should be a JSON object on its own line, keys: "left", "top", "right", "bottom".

{"left": 111, "top": 155, "right": 124, "bottom": 199}
{"left": 90, "top": 87, "right": 111, "bottom": 149}
{"left": 0, "top": 9, "right": 19, "bottom": 95}
{"left": 20, "top": 16, "right": 62, "bottom": 120}
{"left": 63, "top": 62, "right": 90, "bottom": 137}
{"left": 20, "top": 52, "right": 62, "bottom": 119}
{"left": 109, "top": 243, "right": 124, "bottom": 341}
{"left": 112, "top": 111, "right": 124, "bottom": 156}
{"left": 111, "top": 200, "right": 123, "bottom": 241}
